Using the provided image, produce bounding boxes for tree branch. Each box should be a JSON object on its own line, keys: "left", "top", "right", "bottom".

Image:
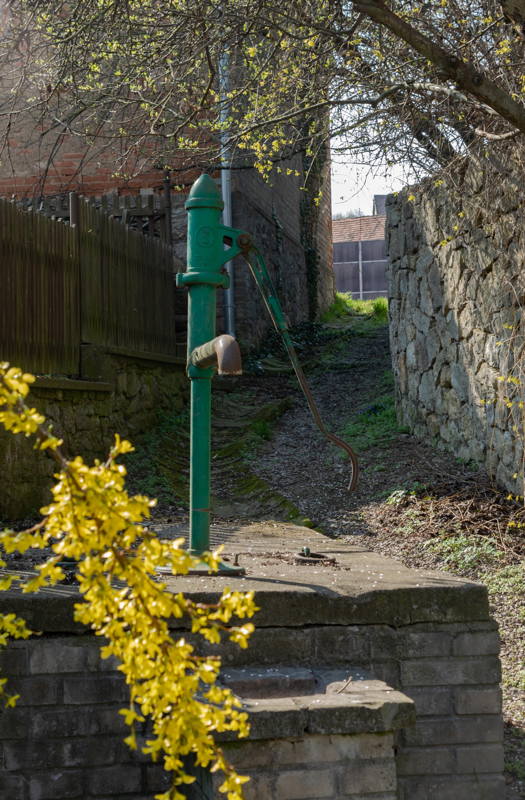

{"left": 352, "top": 0, "right": 525, "bottom": 134}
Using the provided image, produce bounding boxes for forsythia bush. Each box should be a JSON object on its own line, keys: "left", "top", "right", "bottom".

{"left": 0, "top": 363, "right": 257, "bottom": 800}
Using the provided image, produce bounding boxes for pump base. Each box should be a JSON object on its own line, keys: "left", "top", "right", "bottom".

{"left": 156, "top": 560, "right": 246, "bottom": 577}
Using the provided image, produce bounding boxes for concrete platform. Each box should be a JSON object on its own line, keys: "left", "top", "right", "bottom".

{"left": 0, "top": 521, "right": 504, "bottom": 800}
{"left": 0, "top": 522, "right": 489, "bottom": 632}
{"left": 158, "top": 522, "right": 490, "bottom": 627}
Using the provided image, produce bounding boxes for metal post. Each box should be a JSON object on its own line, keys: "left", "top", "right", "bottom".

{"left": 69, "top": 191, "right": 79, "bottom": 229}
{"left": 219, "top": 49, "right": 236, "bottom": 337}
{"left": 358, "top": 239, "right": 364, "bottom": 301}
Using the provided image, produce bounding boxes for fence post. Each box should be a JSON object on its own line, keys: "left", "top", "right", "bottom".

{"left": 69, "top": 192, "right": 79, "bottom": 229}
{"left": 163, "top": 171, "right": 172, "bottom": 246}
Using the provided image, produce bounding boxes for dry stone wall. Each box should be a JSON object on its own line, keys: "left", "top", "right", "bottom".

{"left": 387, "top": 152, "right": 525, "bottom": 491}
{"left": 0, "top": 353, "right": 187, "bottom": 519}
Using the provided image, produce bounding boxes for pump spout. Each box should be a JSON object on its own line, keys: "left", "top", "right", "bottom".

{"left": 190, "top": 334, "right": 242, "bottom": 375}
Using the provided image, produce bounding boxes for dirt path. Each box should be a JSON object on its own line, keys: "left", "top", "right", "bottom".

{"left": 251, "top": 326, "right": 465, "bottom": 534}
{"left": 207, "top": 321, "right": 525, "bottom": 800}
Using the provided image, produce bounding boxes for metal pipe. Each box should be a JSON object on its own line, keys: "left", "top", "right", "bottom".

{"left": 178, "top": 175, "right": 226, "bottom": 556}
{"left": 219, "top": 49, "right": 236, "bottom": 337}
{"left": 190, "top": 375, "right": 212, "bottom": 555}
{"left": 358, "top": 239, "right": 364, "bottom": 301}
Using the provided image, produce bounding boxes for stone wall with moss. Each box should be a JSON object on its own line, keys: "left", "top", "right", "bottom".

{"left": 0, "top": 353, "right": 187, "bottom": 520}
{"left": 386, "top": 150, "right": 525, "bottom": 492}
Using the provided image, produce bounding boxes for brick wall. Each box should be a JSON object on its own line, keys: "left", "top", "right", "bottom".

{"left": 0, "top": 635, "right": 406, "bottom": 800}
{"left": 222, "top": 733, "right": 397, "bottom": 800}
{"left": 0, "top": 579, "right": 504, "bottom": 800}
{"left": 0, "top": 120, "right": 197, "bottom": 198}
{"left": 199, "top": 620, "right": 504, "bottom": 799}
{"left": 0, "top": 636, "right": 169, "bottom": 800}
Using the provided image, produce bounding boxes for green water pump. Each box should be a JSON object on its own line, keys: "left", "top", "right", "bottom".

{"left": 176, "top": 174, "right": 358, "bottom": 572}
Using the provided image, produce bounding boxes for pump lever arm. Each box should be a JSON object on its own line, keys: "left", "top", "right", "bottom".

{"left": 239, "top": 239, "right": 359, "bottom": 492}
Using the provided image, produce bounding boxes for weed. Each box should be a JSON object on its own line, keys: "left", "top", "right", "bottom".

{"left": 483, "top": 563, "right": 525, "bottom": 596}
{"left": 321, "top": 292, "right": 388, "bottom": 325}
{"left": 372, "top": 296, "right": 389, "bottom": 321}
{"left": 385, "top": 488, "right": 409, "bottom": 506}
{"left": 380, "top": 369, "right": 395, "bottom": 391}
{"left": 424, "top": 532, "right": 504, "bottom": 573}
{"left": 320, "top": 292, "right": 355, "bottom": 321}
{"left": 505, "top": 759, "right": 525, "bottom": 780}
{"left": 342, "top": 393, "right": 403, "bottom": 451}
{"left": 249, "top": 419, "right": 272, "bottom": 441}
{"left": 385, "top": 483, "right": 427, "bottom": 505}
{"left": 455, "top": 456, "right": 480, "bottom": 471}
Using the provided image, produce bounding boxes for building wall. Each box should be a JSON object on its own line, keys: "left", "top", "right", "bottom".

{"left": 0, "top": 124, "right": 183, "bottom": 198}
{"left": 225, "top": 154, "right": 334, "bottom": 349}
{"left": 227, "top": 164, "right": 310, "bottom": 348}
{"left": 332, "top": 216, "right": 388, "bottom": 299}
{"left": 386, "top": 150, "right": 525, "bottom": 492}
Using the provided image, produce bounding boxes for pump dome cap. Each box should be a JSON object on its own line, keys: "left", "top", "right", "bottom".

{"left": 185, "top": 174, "right": 224, "bottom": 211}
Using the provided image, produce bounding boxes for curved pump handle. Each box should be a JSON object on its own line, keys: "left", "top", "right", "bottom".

{"left": 235, "top": 235, "right": 359, "bottom": 492}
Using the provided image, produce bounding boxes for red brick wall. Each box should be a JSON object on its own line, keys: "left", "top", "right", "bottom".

{"left": 0, "top": 126, "right": 196, "bottom": 198}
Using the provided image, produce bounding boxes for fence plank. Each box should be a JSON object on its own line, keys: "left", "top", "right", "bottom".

{"left": 0, "top": 200, "right": 80, "bottom": 374}
{"left": 79, "top": 202, "right": 176, "bottom": 356}
{"left": 0, "top": 196, "right": 177, "bottom": 377}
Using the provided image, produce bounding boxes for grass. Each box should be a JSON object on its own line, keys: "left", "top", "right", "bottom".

{"left": 321, "top": 292, "right": 388, "bottom": 324}
{"left": 341, "top": 370, "right": 407, "bottom": 452}
{"left": 123, "top": 410, "right": 190, "bottom": 508}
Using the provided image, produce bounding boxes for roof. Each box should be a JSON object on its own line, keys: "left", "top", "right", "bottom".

{"left": 332, "top": 215, "right": 386, "bottom": 243}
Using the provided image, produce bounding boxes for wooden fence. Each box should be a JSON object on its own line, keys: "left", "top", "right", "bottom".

{"left": 0, "top": 197, "right": 177, "bottom": 375}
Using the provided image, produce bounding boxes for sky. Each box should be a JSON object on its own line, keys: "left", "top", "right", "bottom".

{"left": 330, "top": 157, "right": 411, "bottom": 217}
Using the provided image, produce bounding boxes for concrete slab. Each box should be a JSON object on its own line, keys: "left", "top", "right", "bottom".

{"left": 0, "top": 522, "right": 490, "bottom": 631}
{"left": 159, "top": 522, "right": 490, "bottom": 627}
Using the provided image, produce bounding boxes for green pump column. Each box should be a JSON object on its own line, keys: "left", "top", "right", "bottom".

{"left": 176, "top": 175, "right": 229, "bottom": 555}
